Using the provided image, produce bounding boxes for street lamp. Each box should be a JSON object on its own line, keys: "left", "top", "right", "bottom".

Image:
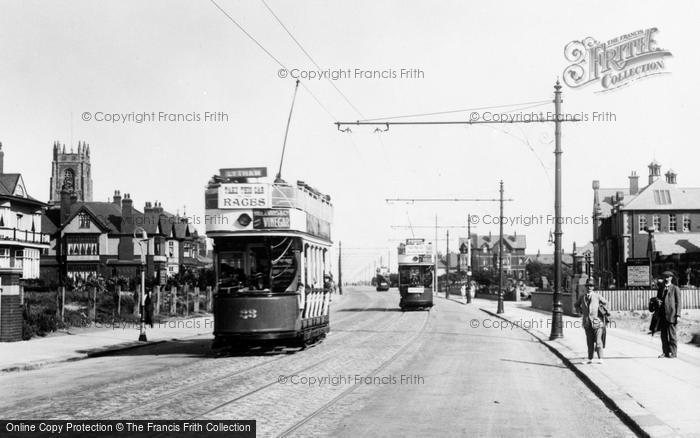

{"left": 134, "top": 226, "right": 148, "bottom": 342}
{"left": 645, "top": 226, "right": 656, "bottom": 287}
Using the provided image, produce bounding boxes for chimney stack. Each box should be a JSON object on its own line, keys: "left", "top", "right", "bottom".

{"left": 112, "top": 190, "right": 122, "bottom": 206}
{"left": 629, "top": 171, "right": 639, "bottom": 195}
{"left": 70, "top": 192, "right": 78, "bottom": 205}
{"left": 0, "top": 142, "right": 4, "bottom": 174}
{"left": 121, "top": 193, "right": 134, "bottom": 233}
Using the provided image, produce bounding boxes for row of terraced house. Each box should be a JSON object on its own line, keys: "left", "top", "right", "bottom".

{"left": 0, "top": 141, "right": 208, "bottom": 341}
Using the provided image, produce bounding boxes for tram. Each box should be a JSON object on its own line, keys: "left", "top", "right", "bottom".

{"left": 397, "top": 239, "right": 434, "bottom": 310}
{"left": 205, "top": 167, "right": 334, "bottom": 348}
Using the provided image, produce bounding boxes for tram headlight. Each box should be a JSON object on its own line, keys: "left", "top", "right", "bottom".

{"left": 237, "top": 213, "right": 252, "bottom": 227}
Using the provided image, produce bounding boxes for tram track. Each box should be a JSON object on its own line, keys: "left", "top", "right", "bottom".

{"left": 275, "top": 309, "right": 431, "bottom": 438}
{"left": 180, "top": 305, "right": 409, "bottom": 423}
{"left": 94, "top": 294, "right": 400, "bottom": 421}
{"left": 98, "top": 295, "right": 393, "bottom": 420}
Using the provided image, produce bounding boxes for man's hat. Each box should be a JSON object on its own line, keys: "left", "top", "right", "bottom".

{"left": 585, "top": 278, "right": 595, "bottom": 287}
{"left": 662, "top": 270, "right": 675, "bottom": 278}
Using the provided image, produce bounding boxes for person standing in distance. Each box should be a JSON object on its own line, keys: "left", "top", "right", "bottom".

{"left": 575, "top": 278, "right": 607, "bottom": 364}
{"left": 657, "top": 271, "right": 682, "bottom": 358}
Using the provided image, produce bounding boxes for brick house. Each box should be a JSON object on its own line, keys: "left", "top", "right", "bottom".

{"left": 593, "top": 161, "right": 700, "bottom": 287}
{"left": 460, "top": 232, "right": 527, "bottom": 279}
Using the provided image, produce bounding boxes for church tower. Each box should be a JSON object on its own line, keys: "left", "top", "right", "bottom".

{"left": 49, "top": 141, "right": 93, "bottom": 204}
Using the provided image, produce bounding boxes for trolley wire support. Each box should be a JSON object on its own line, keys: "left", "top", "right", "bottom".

{"left": 338, "top": 81, "right": 578, "bottom": 338}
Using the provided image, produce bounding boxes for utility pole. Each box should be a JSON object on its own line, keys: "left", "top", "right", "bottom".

{"left": 550, "top": 81, "right": 564, "bottom": 339}
{"left": 497, "top": 181, "right": 505, "bottom": 314}
{"left": 446, "top": 229, "right": 450, "bottom": 299}
{"left": 338, "top": 241, "right": 343, "bottom": 295}
{"left": 467, "top": 212, "right": 472, "bottom": 303}
{"left": 434, "top": 214, "right": 438, "bottom": 294}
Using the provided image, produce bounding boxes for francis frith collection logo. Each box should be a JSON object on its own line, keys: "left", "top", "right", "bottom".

{"left": 563, "top": 28, "right": 672, "bottom": 92}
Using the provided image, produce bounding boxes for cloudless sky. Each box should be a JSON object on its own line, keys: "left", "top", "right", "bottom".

{"left": 1, "top": 0, "right": 697, "bottom": 280}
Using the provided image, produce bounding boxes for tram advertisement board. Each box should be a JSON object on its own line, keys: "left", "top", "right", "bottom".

{"left": 306, "top": 214, "right": 331, "bottom": 240}
{"left": 405, "top": 243, "right": 432, "bottom": 255}
{"left": 218, "top": 183, "right": 271, "bottom": 209}
{"left": 253, "top": 209, "right": 290, "bottom": 229}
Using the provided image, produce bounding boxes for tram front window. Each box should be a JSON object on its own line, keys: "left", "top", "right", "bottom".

{"left": 399, "top": 265, "right": 433, "bottom": 288}
{"left": 217, "top": 236, "right": 300, "bottom": 293}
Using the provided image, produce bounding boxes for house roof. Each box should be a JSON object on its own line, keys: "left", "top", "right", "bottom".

{"left": 460, "top": 234, "right": 526, "bottom": 251}
{"left": 0, "top": 173, "right": 46, "bottom": 206}
{"left": 596, "top": 188, "right": 629, "bottom": 218}
{"left": 621, "top": 179, "right": 700, "bottom": 211}
{"left": 653, "top": 233, "right": 700, "bottom": 254}
{"left": 524, "top": 253, "right": 574, "bottom": 265}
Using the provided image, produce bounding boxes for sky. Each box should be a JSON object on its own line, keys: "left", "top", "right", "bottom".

{"left": 1, "top": 0, "right": 698, "bottom": 281}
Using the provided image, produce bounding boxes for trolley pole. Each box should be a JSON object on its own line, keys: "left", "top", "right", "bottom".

{"left": 550, "top": 80, "right": 564, "bottom": 339}
{"left": 497, "top": 181, "right": 505, "bottom": 314}
{"left": 338, "top": 241, "right": 343, "bottom": 295}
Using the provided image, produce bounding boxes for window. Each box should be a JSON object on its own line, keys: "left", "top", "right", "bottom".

{"left": 16, "top": 214, "right": 23, "bottom": 229}
{"left": 0, "top": 248, "right": 9, "bottom": 268}
{"left": 639, "top": 216, "right": 647, "bottom": 232}
{"left": 168, "top": 241, "right": 175, "bottom": 257}
{"left": 79, "top": 213, "right": 90, "bottom": 228}
{"left": 653, "top": 215, "right": 661, "bottom": 231}
{"left": 14, "top": 249, "right": 23, "bottom": 269}
{"left": 669, "top": 214, "right": 677, "bottom": 232}
{"left": 683, "top": 216, "right": 691, "bottom": 232}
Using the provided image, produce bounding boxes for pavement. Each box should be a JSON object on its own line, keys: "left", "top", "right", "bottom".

{"left": 0, "top": 292, "right": 350, "bottom": 373}
{"left": 0, "top": 315, "right": 215, "bottom": 372}
{"left": 474, "top": 298, "right": 700, "bottom": 438}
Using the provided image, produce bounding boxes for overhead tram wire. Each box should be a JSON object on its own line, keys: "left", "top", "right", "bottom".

{"left": 209, "top": 0, "right": 338, "bottom": 121}
{"left": 358, "top": 99, "right": 552, "bottom": 123}
{"left": 260, "top": 0, "right": 366, "bottom": 120}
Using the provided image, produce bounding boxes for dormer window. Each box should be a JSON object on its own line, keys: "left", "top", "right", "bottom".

{"left": 79, "top": 213, "right": 90, "bottom": 229}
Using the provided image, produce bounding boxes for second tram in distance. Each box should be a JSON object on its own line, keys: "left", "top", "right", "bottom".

{"left": 397, "top": 238, "right": 434, "bottom": 310}
{"left": 205, "top": 167, "right": 334, "bottom": 349}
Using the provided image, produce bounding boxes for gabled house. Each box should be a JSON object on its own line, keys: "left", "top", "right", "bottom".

{"left": 0, "top": 144, "right": 50, "bottom": 341}
{"left": 41, "top": 191, "right": 203, "bottom": 285}
{"left": 461, "top": 232, "right": 527, "bottom": 279}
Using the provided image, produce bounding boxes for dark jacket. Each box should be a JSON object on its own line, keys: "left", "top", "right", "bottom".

{"left": 657, "top": 283, "right": 682, "bottom": 324}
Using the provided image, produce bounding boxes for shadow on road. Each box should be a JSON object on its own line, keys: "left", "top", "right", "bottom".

{"left": 91, "top": 338, "right": 308, "bottom": 359}
{"left": 336, "top": 308, "right": 403, "bottom": 312}
{"left": 500, "top": 358, "right": 567, "bottom": 369}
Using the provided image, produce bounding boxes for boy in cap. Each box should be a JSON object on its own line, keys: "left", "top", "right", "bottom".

{"left": 575, "top": 278, "right": 607, "bottom": 364}
{"left": 657, "top": 271, "right": 682, "bottom": 358}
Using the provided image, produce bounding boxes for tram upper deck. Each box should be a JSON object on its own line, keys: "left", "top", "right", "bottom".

{"left": 205, "top": 168, "right": 333, "bottom": 295}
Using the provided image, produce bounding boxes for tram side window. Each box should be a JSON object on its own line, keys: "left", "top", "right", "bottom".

{"left": 219, "top": 252, "right": 245, "bottom": 288}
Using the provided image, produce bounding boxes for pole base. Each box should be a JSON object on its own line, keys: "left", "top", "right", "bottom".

{"left": 138, "top": 333, "right": 148, "bottom": 342}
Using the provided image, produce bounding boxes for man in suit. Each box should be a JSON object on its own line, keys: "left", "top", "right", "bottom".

{"left": 657, "top": 271, "right": 682, "bottom": 358}
{"left": 575, "top": 278, "right": 607, "bottom": 364}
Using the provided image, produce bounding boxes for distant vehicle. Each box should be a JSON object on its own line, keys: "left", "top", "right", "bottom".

{"left": 376, "top": 277, "right": 390, "bottom": 291}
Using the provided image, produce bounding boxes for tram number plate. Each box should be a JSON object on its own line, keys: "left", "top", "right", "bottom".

{"left": 407, "top": 287, "right": 424, "bottom": 294}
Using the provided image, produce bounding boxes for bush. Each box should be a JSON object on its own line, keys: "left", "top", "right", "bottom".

{"left": 23, "top": 305, "right": 59, "bottom": 338}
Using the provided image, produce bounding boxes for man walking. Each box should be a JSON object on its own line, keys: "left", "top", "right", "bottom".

{"left": 575, "top": 278, "right": 607, "bottom": 364}
{"left": 657, "top": 271, "right": 682, "bottom": 358}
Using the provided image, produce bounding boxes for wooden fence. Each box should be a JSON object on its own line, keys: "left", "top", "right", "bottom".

{"left": 597, "top": 288, "right": 700, "bottom": 312}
